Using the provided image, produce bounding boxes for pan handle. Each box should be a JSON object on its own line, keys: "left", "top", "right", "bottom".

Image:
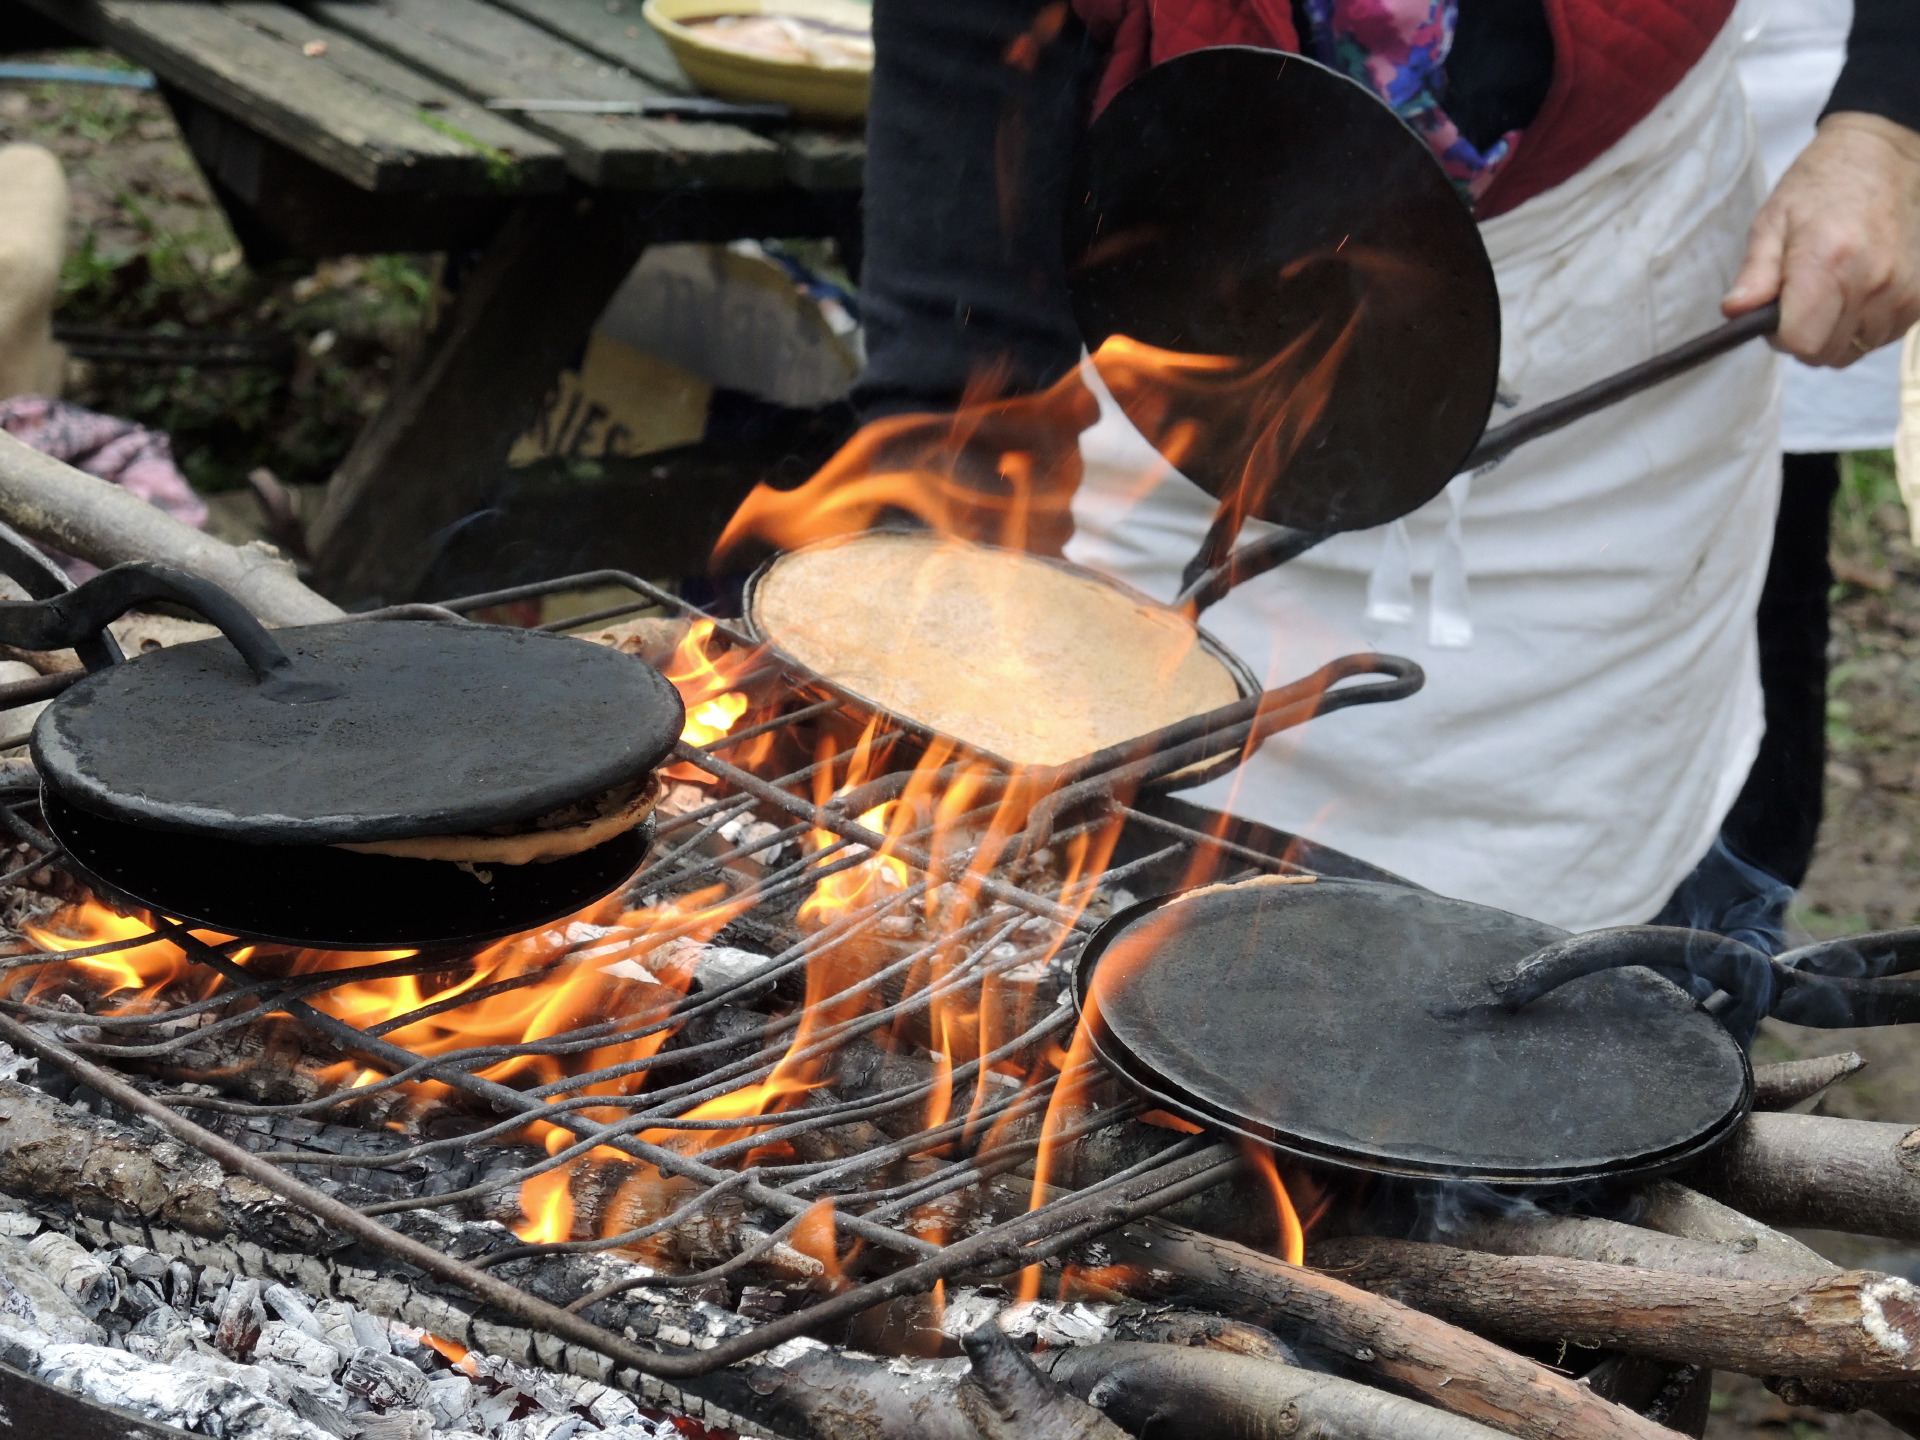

{"left": 0, "top": 520, "right": 124, "bottom": 671}
{"left": 1463, "top": 302, "right": 1781, "bottom": 472}
{"left": 1019, "top": 652, "right": 1423, "bottom": 852}
{"left": 1485, "top": 919, "right": 1920, "bottom": 1046}
{"left": 1174, "top": 303, "right": 1783, "bottom": 615}
{"left": 0, "top": 562, "right": 340, "bottom": 702}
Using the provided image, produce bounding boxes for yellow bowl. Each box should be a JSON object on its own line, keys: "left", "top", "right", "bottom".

{"left": 644, "top": 0, "right": 871, "bottom": 123}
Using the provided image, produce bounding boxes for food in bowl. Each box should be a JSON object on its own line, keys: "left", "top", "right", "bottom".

{"left": 679, "top": 13, "right": 871, "bottom": 68}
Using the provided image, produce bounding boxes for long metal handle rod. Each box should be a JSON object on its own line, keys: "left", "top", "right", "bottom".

{"left": 1464, "top": 302, "right": 1781, "bottom": 471}
{"left": 1179, "top": 303, "right": 1782, "bottom": 612}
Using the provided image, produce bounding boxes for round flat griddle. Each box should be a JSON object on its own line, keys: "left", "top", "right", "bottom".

{"left": 35, "top": 619, "right": 684, "bottom": 845}
{"left": 43, "top": 791, "right": 653, "bottom": 951}
{"left": 1066, "top": 47, "right": 1501, "bottom": 536}
{"left": 1075, "top": 879, "right": 1751, "bottom": 1183}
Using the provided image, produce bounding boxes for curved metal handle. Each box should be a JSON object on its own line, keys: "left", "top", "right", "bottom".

{"left": 1020, "top": 652, "right": 1423, "bottom": 853}
{"left": 0, "top": 562, "right": 339, "bottom": 703}
{"left": 1486, "top": 919, "right": 1920, "bottom": 1046}
{"left": 0, "top": 519, "right": 124, "bottom": 671}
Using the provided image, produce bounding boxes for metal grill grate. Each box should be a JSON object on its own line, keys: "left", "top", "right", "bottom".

{"left": 0, "top": 569, "right": 1380, "bottom": 1379}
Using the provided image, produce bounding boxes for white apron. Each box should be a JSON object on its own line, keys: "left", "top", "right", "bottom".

{"left": 1065, "top": 19, "right": 1783, "bottom": 931}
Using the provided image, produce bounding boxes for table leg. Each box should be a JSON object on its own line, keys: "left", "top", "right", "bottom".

{"left": 306, "top": 194, "right": 651, "bottom": 607}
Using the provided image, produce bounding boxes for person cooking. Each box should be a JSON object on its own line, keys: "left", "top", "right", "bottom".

{"left": 839, "top": 0, "right": 1920, "bottom": 941}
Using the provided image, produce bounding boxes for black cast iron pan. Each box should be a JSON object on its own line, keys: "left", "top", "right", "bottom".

{"left": 1075, "top": 877, "right": 1920, "bottom": 1184}
{"left": 1066, "top": 47, "right": 1782, "bottom": 612}
{"left": 0, "top": 529, "right": 682, "bottom": 948}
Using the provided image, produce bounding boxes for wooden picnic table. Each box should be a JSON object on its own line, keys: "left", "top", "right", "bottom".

{"left": 11, "top": 0, "right": 864, "bottom": 605}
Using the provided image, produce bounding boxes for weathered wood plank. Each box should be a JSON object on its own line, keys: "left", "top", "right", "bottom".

{"left": 307, "top": 196, "right": 657, "bottom": 605}
{"left": 781, "top": 129, "right": 864, "bottom": 190}
{"left": 486, "top": 0, "right": 691, "bottom": 90}
{"left": 13, "top": 0, "right": 552, "bottom": 194}
{"left": 226, "top": 1, "right": 566, "bottom": 190}
{"left": 490, "top": 0, "right": 865, "bottom": 191}
{"left": 310, "top": 0, "right": 785, "bottom": 189}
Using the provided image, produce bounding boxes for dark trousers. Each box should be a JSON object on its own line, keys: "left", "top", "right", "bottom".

{"left": 1655, "top": 453, "right": 1839, "bottom": 952}
{"left": 1723, "top": 452, "right": 1841, "bottom": 890}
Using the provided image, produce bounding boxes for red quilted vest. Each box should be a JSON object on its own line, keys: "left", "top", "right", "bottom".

{"left": 1071, "top": 0, "right": 1738, "bottom": 218}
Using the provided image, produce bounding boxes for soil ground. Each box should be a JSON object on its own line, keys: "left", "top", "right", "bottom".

{"left": 6, "top": 52, "right": 1920, "bottom": 1440}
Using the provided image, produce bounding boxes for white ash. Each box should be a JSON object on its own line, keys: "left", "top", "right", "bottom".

{"left": 600, "top": 937, "right": 780, "bottom": 1001}
{"left": 0, "top": 1226, "right": 698, "bottom": 1440}
{"left": 715, "top": 816, "right": 786, "bottom": 865}
{"left": 0, "top": 1234, "right": 103, "bottom": 1342}
{"left": 939, "top": 1291, "right": 1119, "bottom": 1349}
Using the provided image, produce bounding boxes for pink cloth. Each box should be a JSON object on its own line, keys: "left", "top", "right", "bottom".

{"left": 0, "top": 395, "right": 208, "bottom": 529}
{"left": 0, "top": 395, "right": 209, "bottom": 578}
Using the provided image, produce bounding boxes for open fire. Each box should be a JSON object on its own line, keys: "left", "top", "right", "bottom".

{"left": 0, "top": 401, "right": 1911, "bottom": 1440}
{"left": 10, "top": 604, "right": 1287, "bottom": 1286}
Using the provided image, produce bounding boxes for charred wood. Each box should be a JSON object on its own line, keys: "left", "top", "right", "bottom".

{"left": 0, "top": 1077, "right": 334, "bottom": 1256}
{"left": 955, "top": 1321, "right": 1130, "bottom": 1440}
{"left": 1313, "top": 1235, "right": 1920, "bottom": 1383}
{"left": 1752, "top": 1053, "right": 1866, "bottom": 1111}
{"left": 1685, "top": 1112, "right": 1920, "bottom": 1242}
{"left": 1042, "top": 1341, "right": 1520, "bottom": 1440}
{"left": 1085, "top": 1218, "right": 1678, "bottom": 1440}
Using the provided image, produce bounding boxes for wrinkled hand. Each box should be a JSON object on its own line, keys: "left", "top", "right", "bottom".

{"left": 1724, "top": 112, "right": 1920, "bottom": 367}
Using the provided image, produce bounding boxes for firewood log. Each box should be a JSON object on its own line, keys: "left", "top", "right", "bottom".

{"left": 1685, "top": 1112, "right": 1920, "bottom": 1242}
{"left": 1313, "top": 1235, "right": 1920, "bottom": 1383}
{"left": 1085, "top": 1219, "right": 1681, "bottom": 1440}
{"left": 0, "top": 1077, "right": 332, "bottom": 1256}
{"left": 1042, "top": 1341, "right": 1520, "bottom": 1440}
{"left": 1631, "top": 1182, "right": 1835, "bottom": 1278}
{"left": 1436, "top": 1210, "right": 1824, "bottom": 1283}
{"left": 0, "top": 431, "right": 341, "bottom": 625}
{"left": 1751, "top": 1053, "right": 1866, "bottom": 1111}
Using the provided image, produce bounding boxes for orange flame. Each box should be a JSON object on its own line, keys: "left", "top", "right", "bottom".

{"left": 25, "top": 902, "right": 215, "bottom": 1003}
{"left": 788, "top": 1199, "right": 846, "bottom": 1290}
{"left": 421, "top": 1332, "right": 475, "bottom": 1372}
{"left": 661, "top": 619, "right": 762, "bottom": 779}
{"left": 515, "top": 1162, "right": 576, "bottom": 1244}
{"left": 1243, "top": 1140, "right": 1305, "bottom": 1267}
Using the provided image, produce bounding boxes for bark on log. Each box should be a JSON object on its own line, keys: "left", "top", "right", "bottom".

{"left": 1042, "top": 1342, "right": 1520, "bottom": 1440}
{"left": 1313, "top": 1235, "right": 1920, "bottom": 1383}
{"left": 1438, "top": 1211, "right": 1824, "bottom": 1282}
{"left": 955, "top": 1322, "right": 1132, "bottom": 1440}
{"left": 1752, "top": 1053, "right": 1866, "bottom": 1111}
{"left": 1632, "top": 1182, "right": 1836, "bottom": 1278}
{"left": 0, "top": 1076, "right": 333, "bottom": 1256}
{"left": 1685, "top": 1112, "right": 1920, "bottom": 1243}
{"left": 1087, "top": 1218, "right": 1680, "bottom": 1440}
{"left": 0, "top": 431, "right": 342, "bottom": 625}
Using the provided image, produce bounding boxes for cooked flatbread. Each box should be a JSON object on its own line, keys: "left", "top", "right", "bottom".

{"left": 335, "top": 775, "right": 660, "bottom": 865}
{"left": 751, "top": 533, "right": 1241, "bottom": 768}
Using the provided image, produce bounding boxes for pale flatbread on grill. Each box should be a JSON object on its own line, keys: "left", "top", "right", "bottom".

{"left": 751, "top": 533, "right": 1242, "bottom": 768}
{"left": 334, "top": 775, "right": 661, "bottom": 865}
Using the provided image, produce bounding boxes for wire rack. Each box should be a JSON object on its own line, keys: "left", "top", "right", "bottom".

{"left": 0, "top": 569, "right": 1394, "bottom": 1379}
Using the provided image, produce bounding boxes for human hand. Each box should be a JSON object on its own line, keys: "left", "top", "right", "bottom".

{"left": 1724, "top": 112, "right": 1920, "bottom": 368}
